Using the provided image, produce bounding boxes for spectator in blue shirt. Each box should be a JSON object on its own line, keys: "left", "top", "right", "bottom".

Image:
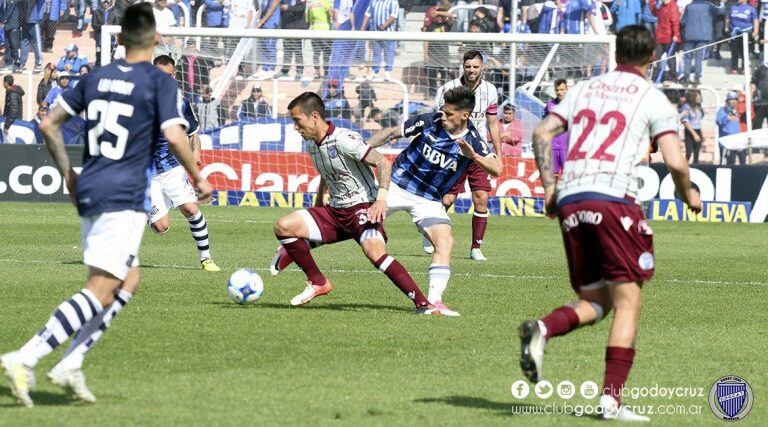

{"left": 56, "top": 44, "right": 89, "bottom": 72}
{"left": 681, "top": 0, "right": 724, "bottom": 84}
{"left": 641, "top": 0, "right": 658, "bottom": 34}
{"left": 43, "top": 72, "right": 71, "bottom": 108}
{"left": 611, "top": 0, "right": 642, "bottom": 31}
{"left": 1, "top": 0, "right": 24, "bottom": 73}
{"left": 204, "top": 0, "right": 230, "bottom": 26}
{"left": 563, "top": 0, "right": 598, "bottom": 34}
{"left": 726, "top": 0, "right": 759, "bottom": 73}
{"left": 19, "top": 0, "right": 44, "bottom": 73}
{"left": 41, "top": 0, "right": 68, "bottom": 52}
{"left": 716, "top": 92, "right": 745, "bottom": 164}
{"left": 256, "top": 0, "right": 282, "bottom": 75}
{"left": 361, "top": 0, "right": 399, "bottom": 80}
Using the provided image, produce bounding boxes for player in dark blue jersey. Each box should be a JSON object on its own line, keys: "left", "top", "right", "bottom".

{"left": 147, "top": 55, "right": 220, "bottom": 272}
{"left": 369, "top": 86, "right": 501, "bottom": 314}
{"left": 0, "top": 3, "right": 213, "bottom": 408}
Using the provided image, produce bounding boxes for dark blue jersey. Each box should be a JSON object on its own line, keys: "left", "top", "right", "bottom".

{"left": 392, "top": 112, "right": 492, "bottom": 202}
{"left": 153, "top": 97, "right": 199, "bottom": 174}
{"left": 59, "top": 59, "right": 186, "bottom": 216}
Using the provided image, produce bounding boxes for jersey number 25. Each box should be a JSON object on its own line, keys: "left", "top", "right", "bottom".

{"left": 87, "top": 100, "right": 134, "bottom": 160}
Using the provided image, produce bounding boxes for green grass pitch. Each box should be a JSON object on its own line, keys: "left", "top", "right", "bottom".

{"left": 0, "top": 202, "right": 765, "bottom": 425}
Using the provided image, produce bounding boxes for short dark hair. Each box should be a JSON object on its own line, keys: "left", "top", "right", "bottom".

{"left": 288, "top": 92, "right": 326, "bottom": 118}
{"left": 616, "top": 25, "right": 655, "bottom": 66}
{"left": 153, "top": 54, "right": 175, "bottom": 67}
{"left": 463, "top": 49, "right": 483, "bottom": 63}
{"left": 3, "top": 75, "right": 13, "bottom": 86}
{"left": 442, "top": 86, "right": 475, "bottom": 112}
{"left": 120, "top": 3, "right": 156, "bottom": 50}
{"left": 554, "top": 78, "right": 567, "bottom": 88}
{"left": 503, "top": 103, "right": 515, "bottom": 111}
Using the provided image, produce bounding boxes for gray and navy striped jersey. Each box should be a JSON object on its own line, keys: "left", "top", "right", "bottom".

{"left": 308, "top": 123, "right": 378, "bottom": 208}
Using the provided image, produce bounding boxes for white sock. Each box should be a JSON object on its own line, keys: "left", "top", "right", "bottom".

{"left": 55, "top": 289, "right": 133, "bottom": 370}
{"left": 537, "top": 320, "right": 548, "bottom": 337}
{"left": 427, "top": 264, "right": 451, "bottom": 304}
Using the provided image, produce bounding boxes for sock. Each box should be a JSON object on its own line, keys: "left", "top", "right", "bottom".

{"left": 540, "top": 305, "right": 580, "bottom": 338}
{"left": 18, "top": 289, "right": 104, "bottom": 368}
{"left": 427, "top": 264, "right": 451, "bottom": 304}
{"left": 278, "top": 236, "right": 326, "bottom": 286}
{"left": 602, "top": 347, "right": 636, "bottom": 405}
{"left": 373, "top": 255, "right": 430, "bottom": 308}
{"left": 471, "top": 210, "right": 489, "bottom": 249}
{"left": 57, "top": 289, "right": 133, "bottom": 370}
{"left": 187, "top": 211, "right": 211, "bottom": 260}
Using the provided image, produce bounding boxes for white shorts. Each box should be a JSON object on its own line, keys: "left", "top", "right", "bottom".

{"left": 149, "top": 166, "right": 196, "bottom": 223}
{"left": 80, "top": 210, "right": 146, "bottom": 281}
{"left": 386, "top": 182, "right": 451, "bottom": 231}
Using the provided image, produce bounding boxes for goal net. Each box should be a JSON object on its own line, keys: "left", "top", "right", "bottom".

{"left": 100, "top": 26, "right": 614, "bottom": 207}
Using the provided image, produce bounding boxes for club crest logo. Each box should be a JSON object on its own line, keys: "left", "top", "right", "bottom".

{"left": 709, "top": 375, "right": 753, "bottom": 421}
{"left": 327, "top": 146, "right": 338, "bottom": 158}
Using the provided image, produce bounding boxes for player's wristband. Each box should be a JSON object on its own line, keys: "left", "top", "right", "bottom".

{"left": 376, "top": 188, "right": 388, "bottom": 201}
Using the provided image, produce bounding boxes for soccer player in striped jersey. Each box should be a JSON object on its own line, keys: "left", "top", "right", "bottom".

{"left": 369, "top": 86, "right": 501, "bottom": 314}
{"left": 271, "top": 92, "right": 451, "bottom": 315}
{"left": 518, "top": 26, "right": 701, "bottom": 422}
{"left": 147, "top": 54, "right": 220, "bottom": 272}
{"left": 0, "top": 4, "right": 212, "bottom": 407}
{"left": 432, "top": 50, "right": 502, "bottom": 261}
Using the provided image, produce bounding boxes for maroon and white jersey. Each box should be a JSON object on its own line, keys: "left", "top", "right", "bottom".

{"left": 307, "top": 123, "right": 377, "bottom": 209}
{"left": 435, "top": 77, "right": 499, "bottom": 144}
{"left": 550, "top": 65, "right": 678, "bottom": 203}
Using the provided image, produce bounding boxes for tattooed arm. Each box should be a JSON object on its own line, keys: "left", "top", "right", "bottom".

{"left": 532, "top": 114, "right": 566, "bottom": 217}
{"left": 40, "top": 105, "right": 78, "bottom": 206}
{"left": 367, "top": 126, "right": 402, "bottom": 148}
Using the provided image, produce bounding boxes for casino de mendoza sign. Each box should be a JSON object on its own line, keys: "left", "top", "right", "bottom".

{"left": 1, "top": 145, "right": 766, "bottom": 223}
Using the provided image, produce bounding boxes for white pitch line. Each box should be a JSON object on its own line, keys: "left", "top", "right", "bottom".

{"left": 0, "top": 258, "right": 766, "bottom": 287}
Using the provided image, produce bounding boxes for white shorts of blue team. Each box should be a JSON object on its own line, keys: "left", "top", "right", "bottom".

{"left": 148, "top": 166, "right": 197, "bottom": 224}
{"left": 386, "top": 182, "right": 451, "bottom": 232}
{"left": 80, "top": 210, "right": 146, "bottom": 281}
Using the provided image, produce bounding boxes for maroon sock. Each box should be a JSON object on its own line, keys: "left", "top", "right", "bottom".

{"left": 541, "top": 305, "right": 580, "bottom": 338}
{"left": 602, "top": 347, "right": 636, "bottom": 405}
{"left": 471, "top": 210, "right": 489, "bottom": 249}
{"left": 373, "top": 255, "right": 430, "bottom": 308}
{"left": 277, "top": 237, "right": 325, "bottom": 286}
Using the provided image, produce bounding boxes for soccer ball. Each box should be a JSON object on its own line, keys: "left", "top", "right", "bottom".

{"left": 227, "top": 269, "right": 264, "bottom": 305}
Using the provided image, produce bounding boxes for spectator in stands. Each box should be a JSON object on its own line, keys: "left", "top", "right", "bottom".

{"left": 564, "top": 0, "right": 599, "bottom": 35}
{"left": 498, "top": 104, "right": 524, "bottom": 157}
{"left": 76, "top": 0, "right": 98, "bottom": 36}
{"left": 37, "top": 63, "right": 55, "bottom": 105}
{"left": 650, "top": 0, "right": 681, "bottom": 83}
{"left": 92, "top": 0, "right": 122, "bottom": 66}
{"left": 751, "top": 62, "right": 768, "bottom": 128}
{"left": 254, "top": 0, "right": 282, "bottom": 77}
{"left": 611, "top": 0, "right": 642, "bottom": 31}
{"left": 361, "top": 0, "right": 400, "bottom": 80}
{"left": 726, "top": 0, "right": 758, "bottom": 74}
{"left": 20, "top": 0, "right": 45, "bottom": 73}
{"left": 307, "top": 0, "right": 333, "bottom": 78}
{"left": 178, "top": 40, "right": 218, "bottom": 98}
{"left": 546, "top": 79, "right": 570, "bottom": 173}
{"left": 3, "top": 75, "right": 24, "bottom": 136}
{"left": 57, "top": 44, "right": 88, "bottom": 72}
{"left": 355, "top": 81, "right": 377, "bottom": 120}
{"left": 680, "top": 0, "right": 723, "bottom": 85}
{"left": 497, "top": 0, "right": 514, "bottom": 32}
{"left": 423, "top": 0, "right": 453, "bottom": 97}
{"left": 462, "top": 20, "right": 493, "bottom": 57}
{"left": 41, "top": 0, "right": 67, "bottom": 53}
{"left": 278, "top": 0, "right": 307, "bottom": 79}
{"left": 197, "top": 86, "right": 226, "bottom": 130}
{"left": 1, "top": 0, "right": 24, "bottom": 73}
{"left": 680, "top": 89, "right": 704, "bottom": 163}
{"left": 323, "top": 80, "right": 352, "bottom": 119}
{"left": 536, "top": 1, "right": 561, "bottom": 34}
{"left": 204, "top": 0, "right": 230, "bottom": 28}
{"left": 238, "top": 85, "right": 272, "bottom": 120}
{"left": 153, "top": 0, "right": 177, "bottom": 27}
{"left": 33, "top": 104, "right": 47, "bottom": 126}
{"left": 44, "top": 71, "right": 70, "bottom": 109}
{"left": 716, "top": 91, "right": 745, "bottom": 164}
{"left": 641, "top": 0, "right": 658, "bottom": 35}
{"left": 473, "top": 6, "right": 499, "bottom": 33}
{"left": 229, "top": 0, "right": 255, "bottom": 28}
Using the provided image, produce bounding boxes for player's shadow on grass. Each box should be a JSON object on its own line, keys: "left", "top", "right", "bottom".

{"left": 209, "top": 301, "right": 411, "bottom": 313}
{"left": 0, "top": 385, "right": 71, "bottom": 407}
{"left": 416, "top": 396, "right": 547, "bottom": 418}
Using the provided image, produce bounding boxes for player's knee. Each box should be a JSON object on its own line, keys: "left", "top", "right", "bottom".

{"left": 472, "top": 191, "right": 489, "bottom": 207}
{"left": 178, "top": 203, "right": 199, "bottom": 217}
{"left": 589, "top": 301, "right": 611, "bottom": 324}
{"left": 360, "top": 238, "right": 386, "bottom": 262}
{"left": 273, "top": 217, "right": 294, "bottom": 237}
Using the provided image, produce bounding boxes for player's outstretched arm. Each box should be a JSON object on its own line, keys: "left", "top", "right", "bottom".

{"left": 457, "top": 139, "right": 502, "bottom": 177}
{"left": 363, "top": 149, "right": 392, "bottom": 223}
{"left": 40, "top": 105, "right": 77, "bottom": 205}
{"left": 657, "top": 133, "right": 702, "bottom": 213}
{"left": 164, "top": 125, "right": 213, "bottom": 203}
{"left": 532, "top": 114, "right": 565, "bottom": 217}
{"left": 368, "top": 126, "right": 402, "bottom": 148}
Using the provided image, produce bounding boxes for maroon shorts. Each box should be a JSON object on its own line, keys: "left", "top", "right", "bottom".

{"left": 307, "top": 203, "right": 387, "bottom": 244}
{"left": 447, "top": 162, "right": 493, "bottom": 195}
{"left": 558, "top": 199, "right": 654, "bottom": 291}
